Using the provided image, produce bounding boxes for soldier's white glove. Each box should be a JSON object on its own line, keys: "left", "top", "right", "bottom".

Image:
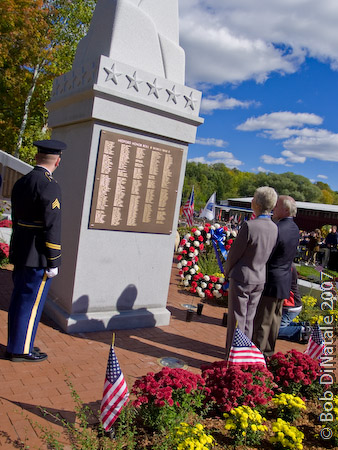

{"left": 46, "top": 267, "right": 58, "bottom": 278}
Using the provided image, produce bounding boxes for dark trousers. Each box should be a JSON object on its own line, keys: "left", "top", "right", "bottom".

{"left": 7, "top": 267, "right": 52, "bottom": 354}
{"left": 252, "top": 295, "right": 284, "bottom": 357}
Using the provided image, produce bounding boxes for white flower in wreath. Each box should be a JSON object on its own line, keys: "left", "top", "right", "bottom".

{"left": 185, "top": 274, "right": 192, "bottom": 280}
{"left": 198, "top": 226, "right": 204, "bottom": 231}
{"left": 194, "top": 249, "right": 199, "bottom": 256}
{"left": 177, "top": 263, "right": 182, "bottom": 269}
{"left": 206, "top": 233, "right": 211, "bottom": 239}
{"left": 201, "top": 282, "right": 207, "bottom": 289}
{"left": 181, "top": 260, "right": 187, "bottom": 266}
{"left": 225, "top": 230, "right": 230, "bottom": 238}
{"left": 194, "top": 264, "right": 199, "bottom": 271}
{"left": 199, "top": 292, "right": 205, "bottom": 298}
{"left": 178, "top": 246, "right": 184, "bottom": 253}
{"left": 189, "top": 268, "right": 196, "bottom": 274}
{"left": 194, "top": 230, "right": 201, "bottom": 236}
{"left": 215, "top": 283, "right": 222, "bottom": 290}
{"left": 204, "top": 275, "right": 210, "bottom": 281}
{"left": 231, "top": 230, "right": 237, "bottom": 237}
{"left": 194, "top": 241, "right": 200, "bottom": 247}
{"left": 210, "top": 225, "right": 215, "bottom": 230}
{"left": 219, "top": 277, "right": 225, "bottom": 283}
{"left": 214, "top": 291, "right": 222, "bottom": 298}
{"left": 188, "top": 252, "right": 194, "bottom": 258}
{"left": 185, "top": 233, "right": 191, "bottom": 239}
{"left": 185, "top": 242, "right": 191, "bottom": 248}
{"left": 215, "top": 223, "right": 221, "bottom": 229}
{"left": 183, "top": 280, "right": 189, "bottom": 286}
{"left": 196, "top": 286, "right": 202, "bottom": 293}
{"left": 206, "top": 240, "right": 210, "bottom": 245}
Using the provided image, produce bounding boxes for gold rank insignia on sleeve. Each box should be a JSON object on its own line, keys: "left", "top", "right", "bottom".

{"left": 52, "top": 198, "right": 61, "bottom": 209}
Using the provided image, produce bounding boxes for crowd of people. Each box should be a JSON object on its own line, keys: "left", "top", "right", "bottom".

{"left": 298, "top": 225, "right": 338, "bottom": 268}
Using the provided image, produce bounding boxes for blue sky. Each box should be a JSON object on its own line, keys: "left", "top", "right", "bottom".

{"left": 178, "top": 0, "right": 338, "bottom": 191}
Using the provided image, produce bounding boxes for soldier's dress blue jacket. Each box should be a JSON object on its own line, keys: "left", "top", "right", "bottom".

{"left": 7, "top": 166, "right": 62, "bottom": 354}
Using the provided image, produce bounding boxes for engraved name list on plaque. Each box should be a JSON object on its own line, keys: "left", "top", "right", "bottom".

{"left": 89, "top": 131, "right": 183, "bottom": 234}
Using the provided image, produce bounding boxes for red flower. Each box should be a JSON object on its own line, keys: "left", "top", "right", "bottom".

{"left": 177, "top": 255, "right": 183, "bottom": 261}
{"left": 189, "top": 236, "right": 194, "bottom": 241}
{"left": 199, "top": 243, "right": 204, "bottom": 251}
{"left": 187, "top": 261, "right": 192, "bottom": 266}
{"left": 0, "top": 242, "right": 9, "bottom": 258}
{"left": 191, "top": 228, "right": 197, "bottom": 232}
{"left": 198, "top": 235, "right": 204, "bottom": 241}
{"left": 0, "top": 219, "right": 12, "bottom": 228}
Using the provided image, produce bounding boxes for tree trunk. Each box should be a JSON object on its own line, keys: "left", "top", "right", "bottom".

{"left": 14, "top": 63, "right": 41, "bottom": 158}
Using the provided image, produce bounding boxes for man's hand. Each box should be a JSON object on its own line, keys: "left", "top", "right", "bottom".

{"left": 46, "top": 267, "right": 58, "bottom": 278}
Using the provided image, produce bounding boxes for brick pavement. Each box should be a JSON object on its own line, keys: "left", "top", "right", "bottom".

{"left": 0, "top": 262, "right": 315, "bottom": 449}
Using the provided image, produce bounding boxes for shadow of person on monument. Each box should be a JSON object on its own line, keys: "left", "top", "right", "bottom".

{"left": 107, "top": 284, "right": 156, "bottom": 330}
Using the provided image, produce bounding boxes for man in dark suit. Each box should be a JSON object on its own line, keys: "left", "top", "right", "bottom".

{"left": 6, "top": 139, "right": 66, "bottom": 362}
{"left": 252, "top": 195, "right": 299, "bottom": 357}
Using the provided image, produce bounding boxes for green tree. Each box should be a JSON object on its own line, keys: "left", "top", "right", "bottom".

{"left": 0, "top": 0, "right": 96, "bottom": 162}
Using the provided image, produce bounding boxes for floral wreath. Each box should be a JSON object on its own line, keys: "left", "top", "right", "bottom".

{"left": 176, "top": 223, "right": 237, "bottom": 300}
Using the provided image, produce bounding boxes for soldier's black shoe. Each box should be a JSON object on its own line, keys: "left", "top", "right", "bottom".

{"left": 8, "top": 350, "right": 48, "bottom": 362}
{"left": 5, "top": 346, "right": 41, "bottom": 359}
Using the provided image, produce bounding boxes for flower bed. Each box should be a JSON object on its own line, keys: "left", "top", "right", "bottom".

{"left": 177, "top": 224, "right": 236, "bottom": 302}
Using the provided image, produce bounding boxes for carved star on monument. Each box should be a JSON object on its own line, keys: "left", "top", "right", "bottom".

{"left": 166, "top": 86, "right": 181, "bottom": 104}
{"left": 147, "top": 78, "right": 162, "bottom": 99}
{"left": 126, "top": 71, "right": 143, "bottom": 92}
{"left": 104, "top": 64, "right": 122, "bottom": 85}
{"left": 184, "top": 91, "right": 197, "bottom": 110}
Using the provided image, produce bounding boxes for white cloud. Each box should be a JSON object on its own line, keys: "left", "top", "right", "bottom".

{"left": 317, "top": 174, "right": 328, "bottom": 179}
{"left": 260, "top": 154, "right": 286, "bottom": 165}
{"left": 281, "top": 150, "right": 306, "bottom": 163}
{"left": 201, "top": 94, "right": 259, "bottom": 114}
{"left": 188, "top": 150, "right": 243, "bottom": 168}
{"left": 237, "top": 112, "right": 323, "bottom": 133}
{"left": 283, "top": 130, "right": 338, "bottom": 162}
{"left": 179, "top": 0, "right": 338, "bottom": 85}
{"left": 195, "top": 137, "right": 228, "bottom": 147}
{"left": 252, "top": 166, "right": 269, "bottom": 173}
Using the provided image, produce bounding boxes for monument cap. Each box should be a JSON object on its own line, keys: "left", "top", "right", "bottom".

{"left": 33, "top": 139, "right": 67, "bottom": 155}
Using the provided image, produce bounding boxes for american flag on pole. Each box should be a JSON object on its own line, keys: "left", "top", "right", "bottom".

{"left": 228, "top": 328, "right": 266, "bottom": 366}
{"left": 182, "top": 186, "right": 194, "bottom": 226}
{"left": 100, "top": 338, "right": 129, "bottom": 431}
{"left": 305, "top": 323, "right": 325, "bottom": 360}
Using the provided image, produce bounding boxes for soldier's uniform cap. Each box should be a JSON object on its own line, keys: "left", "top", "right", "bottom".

{"left": 33, "top": 139, "right": 67, "bottom": 155}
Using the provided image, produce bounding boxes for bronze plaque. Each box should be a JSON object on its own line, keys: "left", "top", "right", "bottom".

{"left": 89, "top": 130, "right": 183, "bottom": 234}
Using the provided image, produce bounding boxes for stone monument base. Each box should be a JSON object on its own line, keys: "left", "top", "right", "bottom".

{"left": 44, "top": 298, "right": 170, "bottom": 333}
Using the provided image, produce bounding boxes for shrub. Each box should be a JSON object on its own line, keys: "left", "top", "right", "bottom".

{"left": 131, "top": 367, "right": 209, "bottom": 431}
{"left": 270, "top": 418, "right": 304, "bottom": 449}
{"left": 272, "top": 393, "right": 306, "bottom": 422}
{"left": 224, "top": 405, "right": 267, "bottom": 446}
{"left": 201, "top": 362, "right": 275, "bottom": 413}
{"left": 267, "top": 350, "right": 320, "bottom": 396}
{"left": 171, "top": 422, "right": 214, "bottom": 450}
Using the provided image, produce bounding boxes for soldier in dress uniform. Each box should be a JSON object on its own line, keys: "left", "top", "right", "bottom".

{"left": 6, "top": 139, "right": 66, "bottom": 362}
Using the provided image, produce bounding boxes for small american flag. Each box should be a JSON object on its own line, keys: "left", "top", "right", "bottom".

{"left": 250, "top": 212, "right": 256, "bottom": 220}
{"left": 182, "top": 186, "right": 194, "bottom": 226}
{"left": 305, "top": 323, "right": 325, "bottom": 360}
{"left": 228, "top": 328, "right": 266, "bottom": 366}
{"left": 100, "top": 339, "right": 129, "bottom": 431}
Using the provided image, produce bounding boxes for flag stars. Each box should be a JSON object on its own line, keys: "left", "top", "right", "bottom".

{"left": 147, "top": 78, "right": 163, "bottom": 99}
{"left": 104, "top": 64, "right": 122, "bottom": 85}
{"left": 126, "top": 71, "right": 143, "bottom": 92}
{"left": 166, "top": 86, "right": 181, "bottom": 104}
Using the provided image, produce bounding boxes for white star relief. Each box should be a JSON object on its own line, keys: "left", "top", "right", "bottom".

{"left": 166, "top": 86, "right": 181, "bottom": 104}
{"left": 126, "top": 71, "right": 142, "bottom": 92}
{"left": 184, "top": 92, "right": 197, "bottom": 110}
{"left": 147, "top": 79, "right": 162, "bottom": 99}
{"left": 104, "top": 64, "right": 122, "bottom": 85}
